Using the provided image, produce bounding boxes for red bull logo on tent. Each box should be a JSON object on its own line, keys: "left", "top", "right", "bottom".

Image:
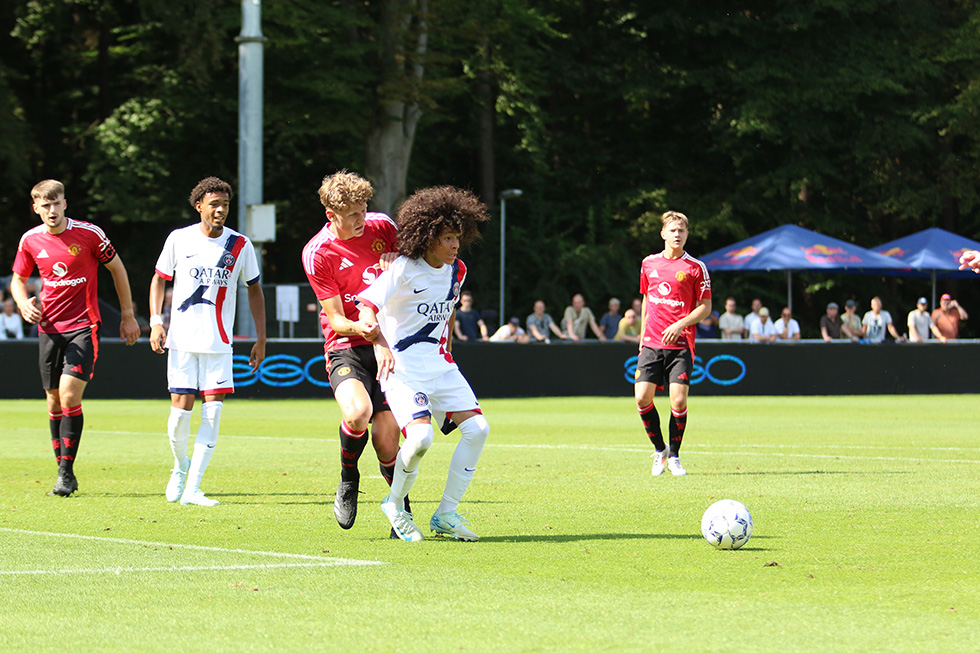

{"left": 801, "top": 243, "right": 861, "bottom": 264}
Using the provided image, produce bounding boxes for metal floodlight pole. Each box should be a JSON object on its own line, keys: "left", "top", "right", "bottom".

{"left": 236, "top": 0, "right": 266, "bottom": 337}
{"left": 499, "top": 189, "right": 523, "bottom": 326}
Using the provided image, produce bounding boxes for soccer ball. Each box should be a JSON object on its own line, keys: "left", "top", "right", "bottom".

{"left": 701, "top": 499, "right": 753, "bottom": 550}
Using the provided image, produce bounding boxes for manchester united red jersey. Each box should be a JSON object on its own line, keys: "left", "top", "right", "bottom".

{"left": 639, "top": 251, "right": 711, "bottom": 352}
{"left": 302, "top": 212, "right": 397, "bottom": 353}
{"left": 12, "top": 218, "right": 117, "bottom": 334}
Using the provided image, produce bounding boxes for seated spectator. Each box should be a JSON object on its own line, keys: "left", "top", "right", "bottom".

{"left": 598, "top": 297, "right": 622, "bottom": 340}
{"left": 526, "top": 300, "right": 565, "bottom": 343}
{"left": 0, "top": 296, "right": 25, "bottom": 340}
{"left": 840, "top": 299, "right": 864, "bottom": 342}
{"left": 718, "top": 297, "right": 744, "bottom": 340}
{"left": 615, "top": 308, "right": 641, "bottom": 343}
{"left": 773, "top": 307, "right": 801, "bottom": 341}
{"left": 908, "top": 297, "right": 945, "bottom": 343}
{"left": 453, "top": 290, "right": 489, "bottom": 342}
{"left": 742, "top": 298, "right": 763, "bottom": 338}
{"left": 489, "top": 317, "right": 529, "bottom": 343}
{"left": 749, "top": 307, "right": 777, "bottom": 343}
{"left": 931, "top": 293, "right": 968, "bottom": 340}
{"left": 562, "top": 293, "right": 606, "bottom": 342}
{"left": 820, "top": 302, "right": 843, "bottom": 341}
{"left": 696, "top": 308, "right": 720, "bottom": 339}
{"left": 863, "top": 296, "right": 904, "bottom": 343}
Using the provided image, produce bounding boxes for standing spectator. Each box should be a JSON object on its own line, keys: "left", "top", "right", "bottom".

{"left": 10, "top": 179, "right": 140, "bottom": 497}
{"left": 526, "top": 300, "right": 565, "bottom": 342}
{"left": 862, "top": 296, "right": 903, "bottom": 343}
{"left": 357, "top": 186, "right": 491, "bottom": 542}
{"left": 841, "top": 299, "right": 864, "bottom": 342}
{"left": 1, "top": 296, "right": 25, "bottom": 339}
{"left": 598, "top": 297, "right": 622, "bottom": 340}
{"left": 820, "top": 302, "right": 843, "bottom": 342}
{"left": 453, "top": 290, "right": 489, "bottom": 342}
{"left": 490, "top": 317, "right": 529, "bottom": 343}
{"left": 563, "top": 293, "right": 606, "bottom": 341}
{"left": 631, "top": 297, "right": 643, "bottom": 319}
{"left": 696, "top": 309, "right": 720, "bottom": 339}
{"left": 148, "top": 177, "right": 267, "bottom": 507}
{"left": 718, "top": 297, "right": 744, "bottom": 340}
{"left": 301, "top": 170, "right": 403, "bottom": 533}
{"left": 774, "top": 307, "right": 801, "bottom": 341}
{"left": 634, "top": 211, "right": 711, "bottom": 478}
{"left": 742, "top": 298, "right": 763, "bottom": 337}
{"left": 908, "top": 297, "right": 945, "bottom": 343}
{"left": 615, "top": 308, "right": 641, "bottom": 343}
{"left": 931, "top": 293, "right": 968, "bottom": 340}
{"left": 749, "top": 307, "right": 778, "bottom": 343}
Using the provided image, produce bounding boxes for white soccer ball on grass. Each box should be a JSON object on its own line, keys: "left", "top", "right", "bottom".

{"left": 701, "top": 499, "right": 753, "bottom": 550}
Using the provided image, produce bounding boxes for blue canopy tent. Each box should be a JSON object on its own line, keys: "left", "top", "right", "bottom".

{"left": 701, "top": 224, "right": 908, "bottom": 311}
{"left": 871, "top": 228, "right": 980, "bottom": 307}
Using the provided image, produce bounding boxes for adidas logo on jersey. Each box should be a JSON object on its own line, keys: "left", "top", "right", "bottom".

{"left": 339, "top": 257, "right": 354, "bottom": 271}
{"left": 37, "top": 249, "right": 49, "bottom": 258}
{"left": 650, "top": 270, "right": 659, "bottom": 278}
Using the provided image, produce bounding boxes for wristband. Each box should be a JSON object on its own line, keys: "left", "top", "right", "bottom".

{"left": 149, "top": 315, "right": 164, "bottom": 327}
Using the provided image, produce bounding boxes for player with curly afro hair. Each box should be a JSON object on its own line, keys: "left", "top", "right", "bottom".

{"left": 394, "top": 186, "right": 489, "bottom": 260}
{"left": 356, "top": 185, "right": 493, "bottom": 543}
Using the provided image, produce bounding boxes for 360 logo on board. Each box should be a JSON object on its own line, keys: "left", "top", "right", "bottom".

{"left": 623, "top": 354, "right": 746, "bottom": 386}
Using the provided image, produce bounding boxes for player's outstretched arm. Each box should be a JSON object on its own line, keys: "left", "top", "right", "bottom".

{"left": 148, "top": 273, "right": 168, "bottom": 354}
{"left": 104, "top": 255, "right": 139, "bottom": 346}
{"left": 247, "top": 283, "right": 267, "bottom": 372}
{"left": 958, "top": 249, "right": 980, "bottom": 273}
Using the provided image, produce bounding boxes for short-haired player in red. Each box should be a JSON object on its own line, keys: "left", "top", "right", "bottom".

{"left": 302, "top": 171, "right": 403, "bottom": 533}
{"left": 10, "top": 179, "right": 141, "bottom": 497}
{"left": 634, "top": 211, "right": 711, "bottom": 477}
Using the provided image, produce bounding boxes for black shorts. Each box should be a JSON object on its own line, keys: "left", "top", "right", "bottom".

{"left": 327, "top": 346, "right": 390, "bottom": 414}
{"left": 38, "top": 325, "right": 99, "bottom": 389}
{"left": 635, "top": 346, "right": 693, "bottom": 389}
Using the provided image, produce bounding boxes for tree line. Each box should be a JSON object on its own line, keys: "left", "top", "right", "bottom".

{"left": 2, "top": 0, "right": 979, "bottom": 336}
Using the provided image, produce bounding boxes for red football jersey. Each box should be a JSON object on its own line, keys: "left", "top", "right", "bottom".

{"left": 639, "top": 251, "right": 711, "bottom": 352}
{"left": 12, "top": 218, "right": 117, "bottom": 334}
{"left": 302, "top": 213, "right": 397, "bottom": 353}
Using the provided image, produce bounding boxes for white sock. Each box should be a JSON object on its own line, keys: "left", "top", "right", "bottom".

{"left": 167, "top": 407, "right": 192, "bottom": 470}
{"left": 436, "top": 415, "right": 489, "bottom": 515}
{"left": 388, "top": 422, "right": 432, "bottom": 505}
{"left": 186, "top": 401, "right": 222, "bottom": 494}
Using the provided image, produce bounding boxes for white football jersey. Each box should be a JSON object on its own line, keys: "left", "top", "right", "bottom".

{"left": 357, "top": 255, "right": 467, "bottom": 380}
{"left": 155, "top": 224, "right": 260, "bottom": 353}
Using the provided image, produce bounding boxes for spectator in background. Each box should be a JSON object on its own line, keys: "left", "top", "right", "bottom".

{"left": 908, "top": 297, "right": 945, "bottom": 343}
{"left": 615, "top": 308, "right": 641, "bottom": 343}
{"left": 749, "top": 307, "right": 777, "bottom": 343}
{"left": 1, "top": 296, "right": 25, "bottom": 340}
{"left": 773, "top": 307, "right": 801, "bottom": 340}
{"left": 863, "top": 296, "right": 904, "bottom": 343}
{"left": 931, "top": 293, "right": 967, "bottom": 340}
{"left": 526, "top": 300, "right": 565, "bottom": 343}
{"left": 598, "top": 297, "right": 622, "bottom": 340}
{"left": 841, "top": 299, "right": 864, "bottom": 342}
{"left": 696, "top": 308, "right": 720, "bottom": 339}
{"left": 453, "top": 290, "right": 489, "bottom": 342}
{"left": 563, "top": 293, "right": 606, "bottom": 342}
{"left": 742, "top": 298, "right": 763, "bottom": 338}
{"left": 631, "top": 297, "right": 643, "bottom": 318}
{"left": 489, "top": 317, "right": 530, "bottom": 343}
{"left": 718, "top": 297, "right": 744, "bottom": 340}
{"left": 820, "top": 302, "right": 843, "bottom": 342}
{"left": 162, "top": 287, "right": 174, "bottom": 330}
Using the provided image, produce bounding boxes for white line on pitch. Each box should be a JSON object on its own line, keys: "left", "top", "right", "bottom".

{"left": 0, "top": 561, "right": 376, "bottom": 576}
{"left": 0, "top": 527, "right": 384, "bottom": 565}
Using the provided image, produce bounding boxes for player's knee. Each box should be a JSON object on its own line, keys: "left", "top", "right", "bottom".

{"left": 403, "top": 422, "right": 433, "bottom": 458}
{"left": 460, "top": 414, "right": 489, "bottom": 446}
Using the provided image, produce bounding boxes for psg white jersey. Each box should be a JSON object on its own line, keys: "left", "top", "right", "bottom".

{"left": 154, "top": 224, "right": 260, "bottom": 354}
{"left": 357, "top": 255, "right": 467, "bottom": 381}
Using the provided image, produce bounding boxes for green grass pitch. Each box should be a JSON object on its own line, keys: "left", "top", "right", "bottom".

{"left": 1, "top": 395, "right": 978, "bottom": 652}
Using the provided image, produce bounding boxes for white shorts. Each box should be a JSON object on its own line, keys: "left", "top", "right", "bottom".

{"left": 168, "top": 349, "right": 234, "bottom": 396}
{"left": 382, "top": 367, "right": 479, "bottom": 429}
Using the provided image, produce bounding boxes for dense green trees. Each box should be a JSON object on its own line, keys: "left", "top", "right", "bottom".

{"left": 2, "top": 0, "right": 979, "bottom": 334}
